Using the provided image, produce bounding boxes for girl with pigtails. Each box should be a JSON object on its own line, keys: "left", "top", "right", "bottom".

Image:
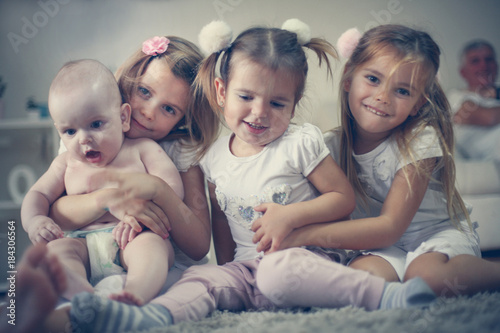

{"left": 276, "top": 25, "right": 500, "bottom": 297}
{"left": 47, "top": 20, "right": 437, "bottom": 333}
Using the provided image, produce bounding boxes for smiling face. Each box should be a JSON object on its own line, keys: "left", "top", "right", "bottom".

{"left": 126, "top": 59, "right": 189, "bottom": 141}
{"left": 50, "top": 82, "right": 130, "bottom": 167}
{"left": 215, "top": 57, "right": 297, "bottom": 156}
{"left": 460, "top": 45, "right": 498, "bottom": 90}
{"left": 346, "top": 51, "right": 424, "bottom": 149}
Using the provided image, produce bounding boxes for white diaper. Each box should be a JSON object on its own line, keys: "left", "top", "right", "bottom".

{"left": 86, "top": 231, "right": 124, "bottom": 285}
{"left": 65, "top": 227, "right": 125, "bottom": 285}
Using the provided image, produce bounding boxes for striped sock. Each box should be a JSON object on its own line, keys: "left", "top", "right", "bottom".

{"left": 379, "top": 277, "right": 436, "bottom": 309}
{"left": 70, "top": 292, "right": 172, "bottom": 332}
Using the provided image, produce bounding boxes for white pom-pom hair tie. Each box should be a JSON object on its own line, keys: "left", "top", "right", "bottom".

{"left": 198, "top": 20, "right": 233, "bottom": 55}
{"left": 281, "top": 18, "right": 311, "bottom": 45}
{"left": 336, "top": 27, "right": 362, "bottom": 59}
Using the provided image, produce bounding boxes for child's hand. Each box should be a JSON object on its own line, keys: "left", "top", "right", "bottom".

{"left": 251, "top": 203, "right": 295, "bottom": 254}
{"left": 113, "top": 221, "right": 141, "bottom": 250}
{"left": 26, "top": 216, "right": 64, "bottom": 244}
{"left": 90, "top": 171, "right": 172, "bottom": 238}
{"left": 105, "top": 195, "right": 171, "bottom": 238}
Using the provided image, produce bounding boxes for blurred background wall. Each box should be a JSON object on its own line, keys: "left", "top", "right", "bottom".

{"left": 0, "top": 0, "right": 499, "bottom": 284}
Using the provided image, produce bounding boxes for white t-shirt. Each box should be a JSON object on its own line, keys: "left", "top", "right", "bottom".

{"left": 448, "top": 89, "right": 500, "bottom": 115}
{"left": 324, "top": 127, "right": 470, "bottom": 234}
{"left": 158, "top": 139, "right": 199, "bottom": 173}
{"left": 200, "top": 123, "right": 330, "bottom": 262}
{"left": 447, "top": 89, "right": 500, "bottom": 161}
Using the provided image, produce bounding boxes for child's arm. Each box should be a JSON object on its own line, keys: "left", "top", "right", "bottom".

{"left": 252, "top": 155, "right": 356, "bottom": 253}
{"left": 21, "top": 155, "right": 68, "bottom": 244}
{"left": 50, "top": 138, "right": 181, "bottom": 239}
{"left": 278, "top": 159, "right": 435, "bottom": 251}
{"left": 50, "top": 189, "right": 169, "bottom": 236}
{"left": 208, "top": 181, "right": 236, "bottom": 265}
{"left": 49, "top": 189, "right": 120, "bottom": 230}
{"left": 138, "top": 139, "right": 184, "bottom": 200}
{"left": 109, "top": 139, "right": 183, "bottom": 248}
{"left": 88, "top": 166, "right": 212, "bottom": 261}
{"left": 454, "top": 101, "right": 500, "bottom": 126}
{"left": 135, "top": 139, "right": 214, "bottom": 259}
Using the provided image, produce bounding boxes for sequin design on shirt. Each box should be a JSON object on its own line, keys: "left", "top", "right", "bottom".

{"left": 373, "top": 153, "right": 390, "bottom": 182}
{"left": 215, "top": 184, "right": 292, "bottom": 230}
{"left": 355, "top": 163, "right": 373, "bottom": 196}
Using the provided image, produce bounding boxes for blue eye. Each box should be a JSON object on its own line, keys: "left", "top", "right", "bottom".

{"left": 396, "top": 88, "right": 410, "bottom": 96}
{"left": 162, "top": 105, "right": 176, "bottom": 115}
{"left": 65, "top": 129, "right": 76, "bottom": 135}
{"left": 367, "top": 75, "right": 379, "bottom": 84}
{"left": 91, "top": 121, "right": 103, "bottom": 129}
{"left": 138, "top": 86, "right": 150, "bottom": 98}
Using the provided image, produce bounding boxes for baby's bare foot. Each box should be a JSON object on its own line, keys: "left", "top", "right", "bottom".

{"left": 109, "top": 290, "right": 144, "bottom": 306}
{"left": 0, "top": 244, "right": 67, "bottom": 333}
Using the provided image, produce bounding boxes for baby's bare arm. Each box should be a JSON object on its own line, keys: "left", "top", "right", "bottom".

{"left": 21, "top": 155, "right": 67, "bottom": 243}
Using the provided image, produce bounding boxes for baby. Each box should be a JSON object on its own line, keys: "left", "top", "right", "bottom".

{"left": 21, "top": 59, "right": 183, "bottom": 305}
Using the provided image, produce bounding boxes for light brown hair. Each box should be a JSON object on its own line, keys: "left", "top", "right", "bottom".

{"left": 337, "top": 24, "right": 470, "bottom": 229}
{"left": 115, "top": 36, "right": 219, "bottom": 158}
{"left": 194, "top": 25, "right": 338, "bottom": 136}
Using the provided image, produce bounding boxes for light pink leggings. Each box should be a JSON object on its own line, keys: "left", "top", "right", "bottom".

{"left": 151, "top": 248, "right": 385, "bottom": 323}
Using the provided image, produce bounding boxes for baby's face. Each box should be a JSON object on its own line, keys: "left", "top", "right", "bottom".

{"left": 50, "top": 85, "right": 127, "bottom": 167}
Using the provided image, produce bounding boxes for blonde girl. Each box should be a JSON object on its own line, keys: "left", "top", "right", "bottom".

{"left": 57, "top": 20, "right": 436, "bottom": 333}
{"left": 280, "top": 24, "right": 500, "bottom": 296}
{"left": 46, "top": 36, "right": 219, "bottom": 302}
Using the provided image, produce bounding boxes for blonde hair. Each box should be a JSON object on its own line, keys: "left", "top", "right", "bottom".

{"left": 338, "top": 24, "right": 470, "bottom": 230}
{"left": 194, "top": 25, "right": 337, "bottom": 142}
{"left": 115, "top": 36, "right": 219, "bottom": 158}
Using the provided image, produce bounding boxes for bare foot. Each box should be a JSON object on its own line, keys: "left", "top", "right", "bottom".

{"left": 109, "top": 290, "right": 144, "bottom": 306}
{"left": 0, "top": 244, "right": 66, "bottom": 333}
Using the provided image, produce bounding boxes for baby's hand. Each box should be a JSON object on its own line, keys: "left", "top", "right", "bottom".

{"left": 26, "top": 216, "right": 64, "bottom": 244}
{"left": 251, "top": 203, "right": 295, "bottom": 253}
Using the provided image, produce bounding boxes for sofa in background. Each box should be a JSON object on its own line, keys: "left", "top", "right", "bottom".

{"left": 455, "top": 155, "right": 500, "bottom": 255}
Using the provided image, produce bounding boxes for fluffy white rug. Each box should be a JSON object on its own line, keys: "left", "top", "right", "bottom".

{"left": 146, "top": 292, "right": 500, "bottom": 333}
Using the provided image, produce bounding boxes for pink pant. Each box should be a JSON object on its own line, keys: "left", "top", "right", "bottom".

{"left": 152, "top": 248, "right": 385, "bottom": 323}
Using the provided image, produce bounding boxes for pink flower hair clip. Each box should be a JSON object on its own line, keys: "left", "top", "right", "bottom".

{"left": 142, "top": 36, "right": 170, "bottom": 56}
{"left": 336, "top": 28, "right": 362, "bottom": 59}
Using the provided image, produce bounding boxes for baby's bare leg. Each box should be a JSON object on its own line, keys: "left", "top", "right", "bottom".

{"left": 47, "top": 237, "right": 94, "bottom": 299}
{"left": 112, "top": 231, "right": 174, "bottom": 305}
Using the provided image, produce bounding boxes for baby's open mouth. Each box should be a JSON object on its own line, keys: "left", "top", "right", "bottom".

{"left": 85, "top": 150, "right": 101, "bottom": 162}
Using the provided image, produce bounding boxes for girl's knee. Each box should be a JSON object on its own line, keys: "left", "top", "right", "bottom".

{"left": 256, "top": 248, "right": 313, "bottom": 295}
